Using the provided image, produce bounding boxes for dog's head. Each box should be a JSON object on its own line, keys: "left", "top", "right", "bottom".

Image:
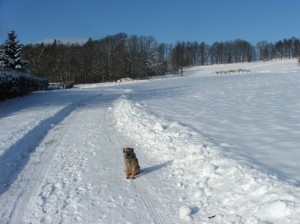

{"left": 123, "top": 147, "right": 134, "bottom": 159}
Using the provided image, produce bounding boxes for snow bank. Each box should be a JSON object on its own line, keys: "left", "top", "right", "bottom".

{"left": 113, "top": 97, "right": 300, "bottom": 223}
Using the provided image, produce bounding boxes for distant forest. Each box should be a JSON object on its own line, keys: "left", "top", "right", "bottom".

{"left": 21, "top": 33, "right": 300, "bottom": 84}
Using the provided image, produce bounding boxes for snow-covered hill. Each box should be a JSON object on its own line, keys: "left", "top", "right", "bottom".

{"left": 0, "top": 59, "right": 300, "bottom": 223}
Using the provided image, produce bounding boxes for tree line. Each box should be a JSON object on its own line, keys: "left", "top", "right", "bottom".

{"left": 20, "top": 33, "right": 300, "bottom": 84}
{"left": 170, "top": 39, "right": 255, "bottom": 70}
{"left": 171, "top": 38, "right": 300, "bottom": 69}
{"left": 256, "top": 38, "right": 300, "bottom": 60}
{"left": 22, "top": 33, "right": 169, "bottom": 84}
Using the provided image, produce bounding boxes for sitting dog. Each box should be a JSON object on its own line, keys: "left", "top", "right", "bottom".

{"left": 123, "top": 147, "right": 140, "bottom": 179}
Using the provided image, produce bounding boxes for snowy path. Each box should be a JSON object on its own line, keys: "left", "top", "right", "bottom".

{"left": 0, "top": 92, "right": 175, "bottom": 223}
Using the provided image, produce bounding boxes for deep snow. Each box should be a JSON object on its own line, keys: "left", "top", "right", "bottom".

{"left": 1, "top": 59, "right": 300, "bottom": 223}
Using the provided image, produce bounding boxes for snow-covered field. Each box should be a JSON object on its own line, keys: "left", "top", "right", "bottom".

{"left": 0, "top": 59, "right": 300, "bottom": 223}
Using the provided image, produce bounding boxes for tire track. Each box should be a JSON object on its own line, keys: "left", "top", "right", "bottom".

{"left": 133, "top": 176, "right": 168, "bottom": 224}
{"left": 1, "top": 101, "right": 86, "bottom": 223}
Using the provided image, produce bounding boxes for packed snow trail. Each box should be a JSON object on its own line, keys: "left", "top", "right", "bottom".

{"left": 0, "top": 93, "right": 98, "bottom": 223}
{"left": 0, "top": 91, "right": 175, "bottom": 223}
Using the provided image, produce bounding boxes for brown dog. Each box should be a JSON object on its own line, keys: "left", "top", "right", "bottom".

{"left": 123, "top": 147, "right": 140, "bottom": 179}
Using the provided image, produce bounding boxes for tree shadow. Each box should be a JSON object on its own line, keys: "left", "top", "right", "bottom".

{"left": 139, "top": 160, "right": 173, "bottom": 176}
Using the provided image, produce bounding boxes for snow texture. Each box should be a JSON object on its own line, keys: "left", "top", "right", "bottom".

{"left": 0, "top": 59, "right": 300, "bottom": 223}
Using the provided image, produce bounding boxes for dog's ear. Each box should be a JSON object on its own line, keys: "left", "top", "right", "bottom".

{"left": 123, "top": 148, "right": 125, "bottom": 153}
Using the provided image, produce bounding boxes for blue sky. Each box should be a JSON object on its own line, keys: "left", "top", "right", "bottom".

{"left": 0, "top": 0, "right": 299, "bottom": 45}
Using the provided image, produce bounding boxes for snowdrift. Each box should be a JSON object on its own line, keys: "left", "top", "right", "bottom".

{"left": 113, "top": 98, "right": 300, "bottom": 223}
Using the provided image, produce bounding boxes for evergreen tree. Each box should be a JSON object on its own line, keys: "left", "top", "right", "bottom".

{"left": 0, "top": 31, "right": 27, "bottom": 70}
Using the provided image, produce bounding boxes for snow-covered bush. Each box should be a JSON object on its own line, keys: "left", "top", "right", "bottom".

{"left": 0, "top": 71, "right": 48, "bottom": 101}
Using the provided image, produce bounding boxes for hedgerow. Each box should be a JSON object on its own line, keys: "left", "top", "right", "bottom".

{"left": 0, "top": 71, "right": 48, "bottom": 101}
